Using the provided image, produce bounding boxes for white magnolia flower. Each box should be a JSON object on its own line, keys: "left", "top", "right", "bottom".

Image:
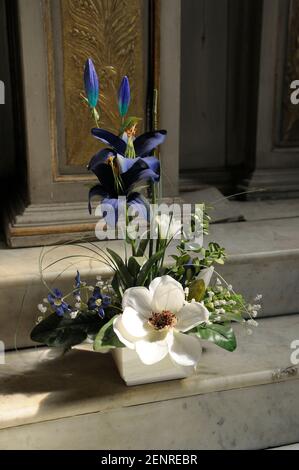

{"left": 113, "top": 275, "right": 210, "bottom": 366}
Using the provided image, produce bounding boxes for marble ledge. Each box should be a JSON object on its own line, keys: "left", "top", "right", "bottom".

{"left": 2, "top": 217, "right": 299, "bottom": 350}
{"left": 0, "top": 314, "right": 298, "bottom": 434}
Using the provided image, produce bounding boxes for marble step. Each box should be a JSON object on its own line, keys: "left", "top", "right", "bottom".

{"left": 0, "top": 314, "right": 298, "bottom": 450}
{"left": 1, "top": 216, "right": 299, "bottom": 349}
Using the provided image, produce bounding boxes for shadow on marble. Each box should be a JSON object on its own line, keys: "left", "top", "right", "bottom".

{"left": 1, "top": 314, "right": 299, "bottom": 432}
{"left": 0, "top": 349, "right": 127, "bottom": 415}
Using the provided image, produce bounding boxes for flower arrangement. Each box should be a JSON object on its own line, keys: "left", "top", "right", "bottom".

{"left": 31, "top": 59, "right": 261, "bottom": 379}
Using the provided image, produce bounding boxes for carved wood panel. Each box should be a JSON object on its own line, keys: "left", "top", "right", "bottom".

{"left": 50, "top": 0, "right": 146, "bottom": 173}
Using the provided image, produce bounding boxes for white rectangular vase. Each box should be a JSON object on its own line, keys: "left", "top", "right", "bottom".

{"left": 112, "top": 347, "right": 194, "bottom": 386}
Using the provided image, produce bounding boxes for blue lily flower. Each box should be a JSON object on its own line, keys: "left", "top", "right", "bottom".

{"left": 88, "top": 156, "right": 151, "bottom": 223}
{"left": 87, "top": 120, "right": 166, "bottom": 222}
{"left": 84, "top": 58, "right": 99, "bottom": 108}
{"left": 88, "top": 287, "right": 111, "bottom": 318}
{"left": 89, "top": 128, "right": 166, "bottom": 181}
{"left": 48, "top": 289, "right": 71, "bottom": 317}
{"left": 91, "top": 127, "right": 167, "bottom": 158}
{"left": 118, "top": 76, "right": 130, "bottom": 117}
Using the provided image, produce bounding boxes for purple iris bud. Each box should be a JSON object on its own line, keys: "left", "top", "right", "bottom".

{"left": 75, "top": 270, "right": 81, "bottom": 289}
{"left": 74, "top": 270, "right": 81, "bottom": 297}
{"left": 84, "top": 58, "right": 99, "bottom": 108}
{"left": 118, "top": 76, "right": 130, "bottom": 117}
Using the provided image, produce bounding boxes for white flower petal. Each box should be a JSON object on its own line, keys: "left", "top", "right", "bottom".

{"left": 176, "top": 302, "right": 210, "bottom": 332}
{"left": 122, "top": 286, "right": 152, "bottom": 317}
{"left": 135, "top": 336, "right": 169, "bottom": 365}
{"left": 122, "top": 306, "right": 149, "bottom": 338}
{"left": 197, "top": 266, "right": 214, "bottom": 288}
{"left": 155, "top": 214, "right": 181, "bottom": 240}
{"left": 148, "top": 276, "right": 162, "bottom": 295}
{"left": 168, "top": 331, "right": 202, "bottom": 366}
{"left": 113, "top": 316, "right": 138, "bottom": 349}
{"left": 151, "top": 275, "right": 185, "bottom": 313}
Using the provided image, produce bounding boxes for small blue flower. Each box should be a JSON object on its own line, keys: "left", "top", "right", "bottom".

{"left": 47, "top": 289, "right": 71, "bottom": 317}
{"left": 84, "top": 58, "right": 99, "bottom": 108}
{"left": 88, "top": 287, "right": 111, "bottom": 318}
{"left": 118, "top": 76, "right": 130, "bottom": 117}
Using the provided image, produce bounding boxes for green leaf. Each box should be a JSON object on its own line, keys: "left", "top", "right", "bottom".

{"left": 223, "top": 311, "right": 243, "bottom": 322}
{"left": 136, "top": 250, "right": 164, "bottom": 286}
{"left": 94, "top": 316, "right": 124, "bottom": 350}
{"left": 136, "top": 237, "right": 149, "bottom": 256}
{"left": 194, "top": 323, "right": 237, "bottom": 352}
{"left": 177, "top": 254, "right": 190, "bottom": 266}
{"left": 185, "top": 242, "right": 202, "bottom": 252}
{"left": 188, "top": 279, "right": 206, "bottom": 302}
{"left": 127, "top": 256, "right": 142, "bottom": 278}
{"left": 30, "top": 311, "right": 105, "bottom": 349}
{"left": 111, "top": 273, "right": 122, "bottom": 302}
{"left": 107, "top": 248, "right": 134, "bottom": 288}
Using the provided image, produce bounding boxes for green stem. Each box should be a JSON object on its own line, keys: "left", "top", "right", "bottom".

{"left": 91, "top": 107, "right": 100, "bottom": 127}
{"left": 148, "top": 183, "right": 156, "bottom": 259}
{"left": 125, "top": 205, "right": 137, "bottom": 257}
{"left": 148, "top": 182, "right": 158, "bottom": 281}
{"left": 158, "top": 213, "right": 174, "bottom": 274}
{"left": 110, "top": 304, "right": 123, "bottom": 312}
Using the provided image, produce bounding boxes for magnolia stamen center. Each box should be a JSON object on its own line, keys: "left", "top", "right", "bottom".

{"left": 148, "top": 310, "right": 177, "bottom": 330}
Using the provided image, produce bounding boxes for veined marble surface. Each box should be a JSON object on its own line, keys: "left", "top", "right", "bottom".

{"left": 0, "top": 315, "right": 298, "bottom": 449}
